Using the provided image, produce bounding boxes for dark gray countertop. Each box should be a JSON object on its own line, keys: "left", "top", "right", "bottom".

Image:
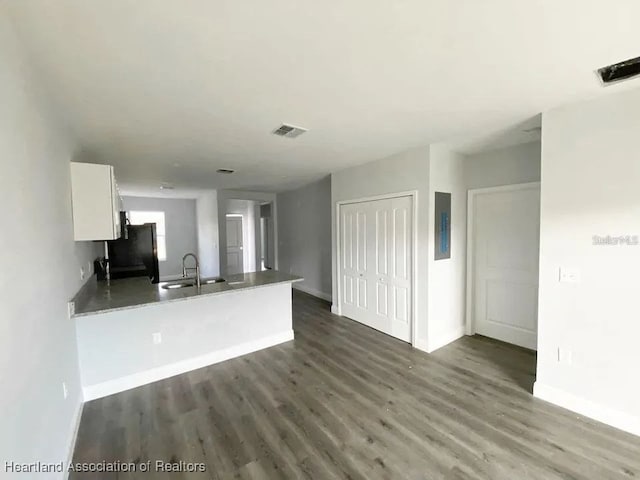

{"left": 72, "top": 270, "right": 303, "bottom": 318}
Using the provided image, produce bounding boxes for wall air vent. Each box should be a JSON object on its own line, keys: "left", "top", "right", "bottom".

{"left": 598, "top": 56, "right": 640, "bottom": 85}
{"left": 272, "top": 123, "right": 308, "bottom": 138}
{"left": 216, "top": 168, "right": 235, "bottom": 174}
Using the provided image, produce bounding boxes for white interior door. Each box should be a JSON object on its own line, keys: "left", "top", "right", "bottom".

{"left": 340, "top": 196, "right": 412, "bottom": 343}
{"left": 472, "top": 184, "right": 540, "bottom": 350}
{"left": 226, "top": 216, "right": 244, "bottom": 275}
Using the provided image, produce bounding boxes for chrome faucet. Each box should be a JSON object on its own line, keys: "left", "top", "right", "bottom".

{"left": 182, "top": 253, "right": 201, "bottom": 288}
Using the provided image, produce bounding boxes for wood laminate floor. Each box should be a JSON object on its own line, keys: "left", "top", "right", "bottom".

{"left": 71, "top": 291, "right": 640, "bottom": 479}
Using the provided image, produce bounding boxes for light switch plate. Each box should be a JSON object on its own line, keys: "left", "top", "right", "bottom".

{"left": 559, "top": 267, "right": 581, "bottom": 283}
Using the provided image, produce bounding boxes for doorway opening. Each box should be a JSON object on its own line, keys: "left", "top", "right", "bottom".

{"left": 224, "top": 200, "right": 275, "bottom": 274}
{"left": 259, "top": 202, "right": 274, "bottom": 270}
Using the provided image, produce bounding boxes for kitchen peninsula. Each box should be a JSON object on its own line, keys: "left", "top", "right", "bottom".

{"left": 72, "top": 270, "right": 302, "bottom": 400}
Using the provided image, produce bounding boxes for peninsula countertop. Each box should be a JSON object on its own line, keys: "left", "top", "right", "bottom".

{"left": 71, "top": 270, "right": 303, "bottom": 318}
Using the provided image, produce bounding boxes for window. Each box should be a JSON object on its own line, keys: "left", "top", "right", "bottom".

{"left": 128, "top": 211, "right": 167, "bottom": 261}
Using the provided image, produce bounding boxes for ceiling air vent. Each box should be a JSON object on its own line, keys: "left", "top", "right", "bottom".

{"left": 216, "top": 168, "right": 235, "bottom": 174}
{"left": 598, "top": 56, "right": 640, "bottom": 85}
{"left": 272, "top": 124, "right": 307, "bottom": 138}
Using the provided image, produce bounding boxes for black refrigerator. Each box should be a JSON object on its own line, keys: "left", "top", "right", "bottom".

{"left": 107, "top": 222, "right": 160, "bottom": 283}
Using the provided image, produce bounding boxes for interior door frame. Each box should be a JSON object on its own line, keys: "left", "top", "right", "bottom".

{"left": 335, "top": 190, "right": 419, "bottom": 347}
{"left": 465, "top": 182, "right": 541, "bottom": 336}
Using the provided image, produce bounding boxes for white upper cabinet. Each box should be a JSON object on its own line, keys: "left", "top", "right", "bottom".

{"left": 70, "top": 162, "right": 122, "bottom": 241}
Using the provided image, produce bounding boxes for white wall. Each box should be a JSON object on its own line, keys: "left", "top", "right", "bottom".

{"left": 535, "top": 89, "right": 640, "bottom": 436}
{"left": 331, "top": 147, "right": 431, "bottom": 347}
{"left": 195, "top": 190, "right": 220, "bottom": 277}
{"left": 427, "top": 145, "right": 467, "bottom": 352}
{"left": 0, "top": 10, "right": 101, "bottom": 473}
{"left": 277, "top": 176, "right": 332, "bottom": 301}
{"left": 123, "top": 196, "right": 198, "bottom": 279}
{"left": 464, "top": 141, "right": 541, "bottom": 189}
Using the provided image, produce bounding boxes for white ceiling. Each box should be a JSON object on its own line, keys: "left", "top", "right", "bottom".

{"left": 8, "top": 0, "right": 640, "bottom": 196}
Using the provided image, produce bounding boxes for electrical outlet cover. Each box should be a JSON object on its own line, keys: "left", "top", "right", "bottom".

{"left": 559, "top": 267, "right": 581, "bottom": 283}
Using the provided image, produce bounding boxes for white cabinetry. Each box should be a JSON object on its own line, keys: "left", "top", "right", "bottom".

{"left": 70, "top": 162, "right": 122, "bottom": 241}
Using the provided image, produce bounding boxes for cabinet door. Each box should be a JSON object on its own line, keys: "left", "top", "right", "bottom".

{"left": 71, "top": 162, "right": 120, "bottom": 241}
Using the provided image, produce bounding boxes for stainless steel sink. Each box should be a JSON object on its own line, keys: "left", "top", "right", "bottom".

{"left": 161, "top": 281, "right": 196, "bottom": 290}
{"left": 161, "top": 277, "right": 225, "bottom": 290}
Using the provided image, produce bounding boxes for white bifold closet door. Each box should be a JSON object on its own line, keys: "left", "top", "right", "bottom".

{"left": 340, "top": 196, "right": 412, "bottom": 343}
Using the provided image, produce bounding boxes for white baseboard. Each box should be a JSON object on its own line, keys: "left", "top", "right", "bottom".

{"left": 83, "top": 330, "right": 294, "bottom": 401}
{"left": 413, "top": 339, "right": 429, "bottom": 353}
{"left": 425, "top": 326, "right": 465, "bottom": 353}
{"left": 533, "top": 382, "right": 640, "bottom": 438}
{"left": 330, "top": 304, "right": 340, "bottom": 315}
{"left": 64, "top": 398, "right": 84, "bottom": 479}
{"left": 293, "top": 283, "right": 332, "bottom": 302}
